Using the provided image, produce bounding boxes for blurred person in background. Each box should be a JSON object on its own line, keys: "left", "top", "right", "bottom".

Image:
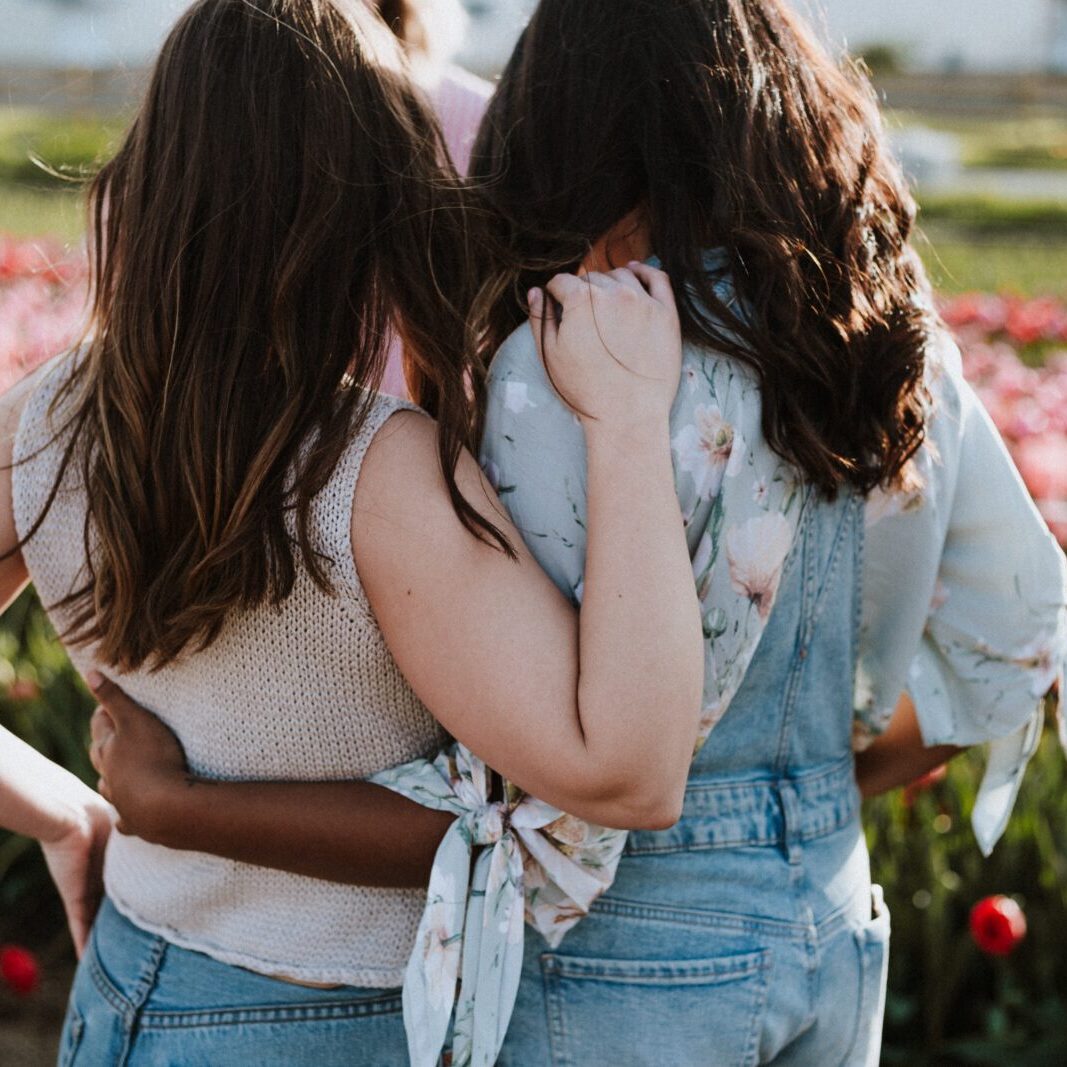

{"left": 373, "top": 0, "right": 493, "bottom": 396}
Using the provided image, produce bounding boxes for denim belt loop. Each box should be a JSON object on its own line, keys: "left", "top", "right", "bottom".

{"left": 775, "top": 779, "right": 803, "bottom": 864}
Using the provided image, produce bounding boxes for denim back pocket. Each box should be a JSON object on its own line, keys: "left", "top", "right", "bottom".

{"left": 540, "top": 947, "right": 770, "bottom": 1067}
{"left": 844, "top": 885, "right": 891, "bottom": 1067}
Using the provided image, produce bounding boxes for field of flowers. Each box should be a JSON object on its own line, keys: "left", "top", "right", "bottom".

{"left": 0, "top": 236, "right": 88, "bottom": 394}
{"left": 0, "top": 234, "right": 1065, "bottom": 1063}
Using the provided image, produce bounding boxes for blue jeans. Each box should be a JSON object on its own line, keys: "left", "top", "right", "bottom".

{"left": 498, "top": 771, "right": 889, "bottom": 1066}
{"left": 59, "top": 899, "right": 410, "bottom": 1066}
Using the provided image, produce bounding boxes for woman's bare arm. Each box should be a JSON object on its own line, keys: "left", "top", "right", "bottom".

{"left": 354, "top": 268, "right": 704, "bottom": 828}
{"left": 143, "top": 782, "right": 452, "bottom": 888}
{"left": 88, "top": 672, "right": 452, "bottom": 887}
{"left": 855, "top": 693, "right": 965, "bottom": 799}
{"left": 0, "top": 361, "right": 115, "bottom": 954}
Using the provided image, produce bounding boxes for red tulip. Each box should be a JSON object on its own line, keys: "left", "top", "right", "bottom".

{"left": 0, "top": 945, "right": 41, "bottom": 996}
{"left": 969, "top": 896, "right": 1027, "bottom": 956}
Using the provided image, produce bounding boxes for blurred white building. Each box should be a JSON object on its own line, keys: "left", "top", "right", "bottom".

{"left": 810, "top": 0, "right": 1067, "bottom": 74}
{"left": 1, "top": 0, "right": 1066, "bottom": 74}
{"left": 0, "top": 0, "right": 187, "bottom": 68}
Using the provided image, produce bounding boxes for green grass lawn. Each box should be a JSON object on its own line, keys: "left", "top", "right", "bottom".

{"left": 0, "top": 108, "right": 125, "bottom": 187}
{"left": 889, "top": 109, "right": 1067, "bottom": 172}
{"left": 5, "top": 187, "right": 1066, "bottom": 297}
{"left": 918, "top": 227, "right": 1067, "bottom": 297}
{"left": 0, "top": 185, "right": 85, "bottom": 241}
{"left": 914, "top": 195, "right": 1067, "bottom": 296}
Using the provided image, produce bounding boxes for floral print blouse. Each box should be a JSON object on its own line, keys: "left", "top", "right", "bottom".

{"left": 371, "top": 270, "right": 1067, "bottom": 1067}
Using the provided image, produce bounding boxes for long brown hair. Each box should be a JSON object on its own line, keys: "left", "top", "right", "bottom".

{"left": 472, "top": 0, "right": 934, "bottom": 497}
{"left": 27, "top": 0, "right": 505, "bottom": 672}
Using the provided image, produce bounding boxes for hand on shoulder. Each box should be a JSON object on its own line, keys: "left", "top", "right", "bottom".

{"left": 529, "top": 262, "right": 682, "bottom": 434}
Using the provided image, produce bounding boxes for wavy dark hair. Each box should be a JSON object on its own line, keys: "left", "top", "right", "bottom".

{"left": 471, "top": 0, "right": 934, "bottom": 496}
{"left": 22, "top": 0, "right": 506, "bottom": 671}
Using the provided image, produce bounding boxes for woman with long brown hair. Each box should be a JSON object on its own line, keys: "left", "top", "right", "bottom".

{"left": 0, "top": 1, "right": 708, "bottom": 1063}
{"left": 37, "top": 1, "right": 1067, "bottom": 1064}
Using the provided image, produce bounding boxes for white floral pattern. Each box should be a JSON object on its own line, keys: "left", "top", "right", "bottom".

{"left": 370, "top": 748, "right": 624, "bottom": 1067}
{"left": 673, "top": 403, "right": 735, "bottom": 500}
{"left": 725, "top": 513, "right": 795, "bottom": 620}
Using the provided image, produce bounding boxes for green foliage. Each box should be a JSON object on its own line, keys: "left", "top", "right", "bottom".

{"left": 912, "top": 195, "right": 1067, "bottom": 298}
{"left": 1, "top": 591, "right": 1064, "bottom": 1058}
{"left": 0, "top": 592, "right": 93, "bottom": 937}
{"left": 0, "top": 109, "right": 124, "bottom": 188}
{"left": 919, "top": 196, "right": 1067, "bottom": 234}
{"left": 0, "top": 107, "right": 121, "bottom": 239}
{"left": 0, "top": 187, "right": 85, "bottom": 240}
{"left": 868, "top": 709, "right": 1067, "bottom": 1063}
{"left": 919, "top": 229, "right": 1067, "bottom": 298}
{"left": 890, "top": 111, "right": 1067, "bottom": 174}
{"left": 858, "top": 43, "right": 907, "bottom": 77}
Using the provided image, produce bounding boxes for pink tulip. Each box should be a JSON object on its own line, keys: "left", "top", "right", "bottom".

{"left": 1014, "top": 433, "right": 1067, "bottom": 502}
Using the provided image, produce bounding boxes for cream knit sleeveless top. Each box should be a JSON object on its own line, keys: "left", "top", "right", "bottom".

{"left": 13, "top": 361, "right": 446, "bottom": 988}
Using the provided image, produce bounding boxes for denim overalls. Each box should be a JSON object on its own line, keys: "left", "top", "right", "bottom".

{"left": 498, "top": 489, "right": 889, "bottom": 1067}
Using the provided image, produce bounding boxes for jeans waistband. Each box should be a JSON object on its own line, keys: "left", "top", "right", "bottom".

{"left": 625, "top": 754, "right": 859, "bottom": 855}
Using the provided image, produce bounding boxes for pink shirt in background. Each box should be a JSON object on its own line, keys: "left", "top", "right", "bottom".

{"left": 380, "top": 65, "right": 493, "bottom": 397}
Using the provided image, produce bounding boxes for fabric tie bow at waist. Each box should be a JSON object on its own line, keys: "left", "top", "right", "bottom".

{"left": 371, "top": 747, "right": 624, "bottom": 1067}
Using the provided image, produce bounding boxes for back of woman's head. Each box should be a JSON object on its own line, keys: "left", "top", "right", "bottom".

{"left": 40, "top": 0, "right": 499, "bottom": 671}
{"left": 473, "top": 0, "right": 933, "bottom": 497}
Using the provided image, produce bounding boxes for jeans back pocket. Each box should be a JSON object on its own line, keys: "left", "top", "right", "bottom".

{"left": 541, "top": 947, "right": 770, "bottom": 1067}
{"left": 845, "top": 885, "right": 891, "bottom": 1067}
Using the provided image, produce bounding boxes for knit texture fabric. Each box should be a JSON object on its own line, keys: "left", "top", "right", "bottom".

{"left": 13, "top": 362, "right": 445, "bottom": 987}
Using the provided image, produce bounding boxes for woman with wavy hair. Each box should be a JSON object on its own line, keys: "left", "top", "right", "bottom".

{"left": 0, "top": 1, "right": 706, "bottom": 1064}
{"left": 24, "top": 1, "right": 1067, "bottom": 1065}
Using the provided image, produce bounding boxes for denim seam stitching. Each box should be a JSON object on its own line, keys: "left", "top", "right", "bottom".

{"left": 740, "top": 950, "right": 772, "bottom": 1067}
{"left": 544, "top": 949, "right": 771, "bottom": 983}
{"left": 806, "top": 495, "right": 856, "bottom": 634}
{"left": 851, "top": 496, "right": 866, "bottom": 692}
{"left": 622, "top": 811, "right": 853, "bottom": 855}
{"left": 588, "top": 898, "right": 812, "bottom": 940}
{"left": 87, "top": 953, "right": 132, "bottom": 1018}
{"left": 137, "top": 997, "right": 405, "bottom": 1030}
{"left": 836, "top": 932, "right": 869, "bottom": 1066}
{"left": 58, "top": 1009, "right": 85, "bottom": 1067}
{"left": 542, "top": 954, "right": 571, "bottom": 1067}
{"left": 590, "top": 891, "right": 857, "bottom": 939}
{"left": 773, "top": 491, "right": 818, "bottom": 772}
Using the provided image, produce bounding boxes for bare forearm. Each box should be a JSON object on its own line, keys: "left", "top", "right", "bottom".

{"left": 855, "top": 694, "right": 964, "bottom": 799}
{"left": 579, "top": 423, "right": 705, "bottom": 800}
{"left": 0, "top": 727, "right": 98, "bottom": 843}
{"left": 143, "top": 777, "right": 455, "bottom": 888}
